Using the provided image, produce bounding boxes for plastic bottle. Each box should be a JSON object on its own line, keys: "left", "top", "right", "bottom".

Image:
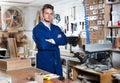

{"left": 112, "top": 11, "right": 119, "bottom": 26}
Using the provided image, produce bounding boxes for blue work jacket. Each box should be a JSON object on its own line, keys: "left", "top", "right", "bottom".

{"left": 32, "top": 22, "right": 67, "bottom": 76}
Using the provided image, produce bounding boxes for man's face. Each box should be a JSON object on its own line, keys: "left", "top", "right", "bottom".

{"left": 42, "top": 8, "right": 53, "bottom": 22}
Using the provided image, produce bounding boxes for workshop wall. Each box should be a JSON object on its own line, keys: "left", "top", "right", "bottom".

{"left": 0, "top": 0, "right": 85, "bottom": 52}
{"left": 53, "top": 0, "right": 84, "bottom": 52}
{"left": 24, "top": 7, "right": 40, "bottom": 49}
{"left": 53, "top": 0, "right": 85, "bottom": 36}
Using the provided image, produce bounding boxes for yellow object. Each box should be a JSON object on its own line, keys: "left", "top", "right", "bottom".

{"left": 43, "top": 75, "right": 51, "bottom": 80}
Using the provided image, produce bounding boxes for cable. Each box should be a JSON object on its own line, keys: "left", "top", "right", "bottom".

{"left": 83, "top": 0, "right": 90, "bottom": 44}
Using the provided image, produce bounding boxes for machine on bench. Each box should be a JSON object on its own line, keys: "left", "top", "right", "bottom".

{"left": 77, "top": 43, "right": 113, "bottom": 71}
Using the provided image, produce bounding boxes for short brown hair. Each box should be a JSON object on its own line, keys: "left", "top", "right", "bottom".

{"left": 42, "top": 4, "right": 54, "bottom": 13}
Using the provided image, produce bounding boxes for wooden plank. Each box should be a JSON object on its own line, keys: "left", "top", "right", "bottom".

{"left": 8, "top": 38, "right": 17, "bottom": 58}
{"left": 0, "top": 58, "right": 31, "bottom": 71}
{"left": 7, "top": 30, "right": 18, "bottom": 33}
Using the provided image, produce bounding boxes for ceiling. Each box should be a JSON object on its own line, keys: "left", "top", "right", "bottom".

{"left": 0, "top": 0, "right": 67, "bottom": 6}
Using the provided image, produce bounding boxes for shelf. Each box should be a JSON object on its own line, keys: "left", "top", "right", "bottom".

{"left": 111, "top": 48, "right": 120, "bottom": 52}
{"left": 0, "top": 29, "right": 24, "bottom": 33}
{"left": 107, "top": 26, "right": 120, "bottom": 28}
{"left": 106, "top": 1, "right": 120, "bottom": 5}
{"left": 74, "top": 65, "right": 101, "bottom": 75}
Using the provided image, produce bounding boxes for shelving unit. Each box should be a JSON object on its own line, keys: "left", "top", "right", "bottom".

{"left": 0, "top": 30, "right": 28, "bottom": 58}
{"left": 107, "top": 26, "right": 120, "bottom": 37}
{"left": 85, "top": 0, "right": 111, "bottom": 44}
{"left": 108, "top": 26, "right": 120, "bottom": 28}
{"left": 106, "top": 1, "right": 120, "bottom": 49}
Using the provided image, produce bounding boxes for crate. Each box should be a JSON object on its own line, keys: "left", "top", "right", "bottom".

{"left": 0, "top": 58, "right": 31, "bottom": 71}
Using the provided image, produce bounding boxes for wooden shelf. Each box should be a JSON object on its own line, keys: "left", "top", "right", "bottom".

{"left": 8, "top": 29, "right": 24, "bottom": 32}
{"left": 0, "top": 29, "right": 24, "bottom": 33}
{"left": 106, "top": 1, "right": 120, "bottom": 5}
{"left": 107, "top": 26, "right": 120, "bottom": 28}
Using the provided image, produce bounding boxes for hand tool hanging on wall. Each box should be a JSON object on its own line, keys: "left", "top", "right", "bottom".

{"left": 82, "top": 22, "right": 84, "bottom": 30}
{"left": 64, "top": 16, "right": 69, "bottom": 49}
{"left": 71, "top": 6, "right": 76, "bottom": 21}
{"left": 83, "top": 0, "right": 90, "bottom": 44}
{"left": 71, "top": 23, "right": 77, "bottom": 34}
{"left": 65, "top": 16, "right": 69, "bottom": 31}
{"left": 73, "top": 6, "right": 76, "bottom": 21}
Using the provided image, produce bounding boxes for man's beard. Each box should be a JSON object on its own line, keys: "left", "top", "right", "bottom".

{"left": 43, "top": 18, "right": 51, "bottom": 23}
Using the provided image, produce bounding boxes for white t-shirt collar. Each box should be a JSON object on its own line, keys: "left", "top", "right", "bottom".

{"left": 42, "top": 21, "right": 51, "bottom": 30}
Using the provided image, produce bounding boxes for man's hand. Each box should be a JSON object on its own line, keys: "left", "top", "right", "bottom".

{"left": 57, "top": 34, "right": 62, "bottom": 38}
{"left": 45, "top": 39, "right": 52, "bottom": 43}
{"left": 45, "top": 39, "right": 55, "bottom": 44}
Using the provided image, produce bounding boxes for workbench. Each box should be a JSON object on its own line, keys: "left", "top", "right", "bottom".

{"left": 60, "top": 51, "right": 80, "bottom": 79}
{"left": 0, "top": 67, "right": 74, "bottom": 83}
{"left": 73, "top": 65, "right": 120, "bottom": 83}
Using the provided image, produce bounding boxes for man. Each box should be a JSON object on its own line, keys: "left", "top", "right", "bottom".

{"left": 32, "top": 4, "right": 67, "bottom": 77}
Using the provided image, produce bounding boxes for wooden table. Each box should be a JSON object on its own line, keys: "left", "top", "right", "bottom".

{"left": 0, "top": 67, "right": 74, "bottom": 83}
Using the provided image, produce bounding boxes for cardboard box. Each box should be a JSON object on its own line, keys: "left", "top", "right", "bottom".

{"left": 115, "top": 38, "right": 120, "bottom": 48}
{"left": 90, "top": 30, "right": 98, "bottom": 39}
{"left": 97, "top": 30, "right": 104, "bottom": 39}
{"left": 89, "top": 20, "right": 97, "bottom": 25}
{"left": 0, "top": 58, "right": 31, "bottom": 71}
{"left": 91, "top": 39, "right": 98, "bottom": 44}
